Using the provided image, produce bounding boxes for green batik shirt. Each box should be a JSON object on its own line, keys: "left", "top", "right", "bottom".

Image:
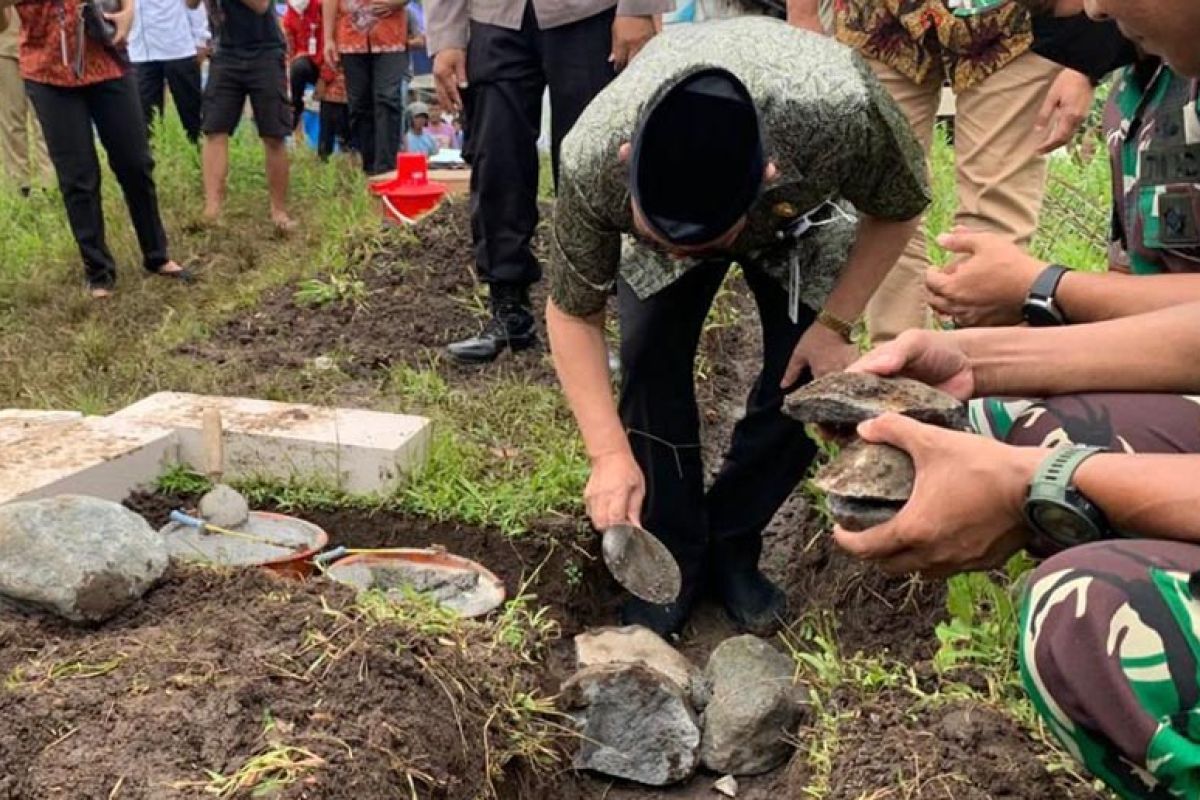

{"left": 547, "top": 17, "right": 931, "bottom": 319}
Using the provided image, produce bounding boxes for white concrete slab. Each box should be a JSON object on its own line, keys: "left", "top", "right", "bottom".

{"left": 114, "top": 392, "right": 431, "bottom": 494}
{"left": 0, "top": 417, "right": 178, "bottom": 505}
{"left": 0, "top": 410, "right": 85, "bottom": 447}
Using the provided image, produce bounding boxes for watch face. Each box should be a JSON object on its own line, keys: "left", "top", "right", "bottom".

{"left": 1028, "top": 500, "right": 1098, "bottom": 545}
{"left": 1023, "top": 300, "right": 1064, "bottom": 328}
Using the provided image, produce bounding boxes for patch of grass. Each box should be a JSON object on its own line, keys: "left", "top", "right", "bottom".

{"left": 190, "top": 745, "right": 325, "bottom": 799}
{"left": 293, "top": 274, "right": 368, "bottom": 309}
{"left": 155, "top": 464, "right": 212, "bottom": 496}
{"left": 389, "top": 367, "right": 588, "bottom": 535}
{"left": 5, "top": 653, "right": 126, "bottom": 690}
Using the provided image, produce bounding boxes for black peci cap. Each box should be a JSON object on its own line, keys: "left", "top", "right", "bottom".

{"left": 630, "top": 68, "right": 765, "bottom": 247}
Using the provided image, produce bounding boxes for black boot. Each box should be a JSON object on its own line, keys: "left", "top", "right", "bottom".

{"left": 446, "top": 284, "right": 538, "bottom": 364}
{"left": 712, "top": 537, "right": 788, "bottom": 636}
{"left": 619, "top": 556, "right": 705, "bottom": 641}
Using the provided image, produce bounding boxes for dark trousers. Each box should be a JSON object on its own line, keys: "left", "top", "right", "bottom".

{"left": 342, "top": 51, "right": 405, "bottom": 175}
{"left": 133, "top": 56, "right": 203, "bottom": 142}
{"left": 463, "top": 6, "right": 614, "bottom": 289}
{"left": 617, "top": 261, "right": 818, "bottom": 587}
{"left": 318, "top": 100, "right": 349, "bottom": 160}
{"left": 26, "top": 74, "right": 170, "bottom": 290}
{"left": 289, "top": 55, "right": 319, "bottom": 132}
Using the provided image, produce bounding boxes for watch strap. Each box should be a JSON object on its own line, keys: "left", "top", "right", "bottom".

{"left": 1028, "top": 264, "right": 1069, "bottom": 303}
{"left": 816, "top": 308, "right": 856, "bottom": 343}
{"left": 1032, "top": 444, "right": 1104, "bottom": 493}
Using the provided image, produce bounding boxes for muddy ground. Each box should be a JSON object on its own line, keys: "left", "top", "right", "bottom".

{"left": 0, "top": 204, "right": 1108, "bottom": 799}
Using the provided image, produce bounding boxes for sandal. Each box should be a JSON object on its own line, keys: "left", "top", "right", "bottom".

{"left": 151, "top": 262, "right": 196, "bottom": 284}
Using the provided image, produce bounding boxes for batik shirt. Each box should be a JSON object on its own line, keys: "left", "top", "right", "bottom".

{"left": 833, "top": 0, "right": 1032, "bottom": 93}
{"left": 548, "top": 17, "right": 930, "bottom": 319}
{"left": 1105, "top": 60, "right": 1200, "bottom": 275}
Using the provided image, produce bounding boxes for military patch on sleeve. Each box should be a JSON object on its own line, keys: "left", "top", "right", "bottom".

{"left": 1158, "top": 190, "right": 1200, "bottom": 247}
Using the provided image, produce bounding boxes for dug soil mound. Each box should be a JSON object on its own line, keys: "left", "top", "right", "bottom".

{"left": 802, "top": 691, "right": 1108, "bottom": 800}
{"left": 180, "top": 201, "right": 561, "bottom": 390}
{"left": 0, "top": 566, "right": 567, "bottom": 800}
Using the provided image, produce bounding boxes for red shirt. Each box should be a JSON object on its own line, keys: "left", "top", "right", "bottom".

{"left": 334, "top": 0, "right": 405, "bottom": 55}
{"left": 282, "top": 1, "right": 323, "bottom": 66}
{"left": 318, "top": 62, "right": 346, "bottom": 103}
{"left": 17, "top": 0, "right": 126, "bottom": 87}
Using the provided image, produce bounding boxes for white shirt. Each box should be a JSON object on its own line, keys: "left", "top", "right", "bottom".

{"left": 128, "top": 0, "right": 212, "bottom": 63}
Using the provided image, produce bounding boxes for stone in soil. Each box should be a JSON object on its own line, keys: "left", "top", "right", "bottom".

{"left": 812, "top": 440, "right": 913, "bottom": 531}
{"left": 0, "top": 495, "right": 167, "bottom": 623}
{"left": 197, "top": 482, "right": 250, "bottom": 528}
{"left": 701, "top": 635, "right": 809, "bottom": 776}
{"left": 784, "top": 372, "right": 967, "bottom": 430}
{"left": 562, "top": 662, "right": 702, "bottom": 786}
{"left": 575, "top": 625, "right": 709, "bottom": 709}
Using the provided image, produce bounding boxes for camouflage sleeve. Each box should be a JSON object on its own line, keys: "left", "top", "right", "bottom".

{"left": 547, "top": 168, "right": 622, "bottom": 319}
{"left": 838, "top": 57, "right": 932, "bottom": 222}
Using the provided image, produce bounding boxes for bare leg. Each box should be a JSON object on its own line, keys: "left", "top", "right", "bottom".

{"left": 202, "top": 133, "right": 229, "bottom": 221}
{"left": 263, "top": 136, "right": 292, "bottom": 229}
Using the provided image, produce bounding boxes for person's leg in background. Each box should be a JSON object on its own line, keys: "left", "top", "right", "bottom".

{"left": 952, "top": 51, "right": 1057, "bottom": 249}
{"left": 396, "top": 65, "right": 410, "bottom": 151}
{"left": 247, "top": 50, "right": 294, "bottom": 228}
{"left": 200, "top": 54, "right": 248, "bottom": 221}
{"left": 370, "top": 51, "right": 405, "bottom": 172}
{"left": 133, "top": 60, "right": 167, "bottom": 140}
{"left": 0, "top": 54, "right": 31, "bottom": 191}
{"left": 318, "top": 99, "right": 337, "bottom": 159}
{"left": 1021, "top": 539, "right": 1200, "bottom": 799}
{"left": 617, "top": 261, "right": 732, "bottom": 638}
{"left": 541, "top": 6, "right": 614, "bottom": 187}
{"left": 87, "top": 74, "right": 171, "bottom": 273}
{"left": 288, "top": 55, "right": 319, "bottom": 134}
{"left": 862, "top": 59, "right": 941, "bottom": 344}
{"left": 25, "top": 81, "right": 119, "bottom": 289}
{"left": 704, "top": 262, "right": 817, "bottom": 634}
{"left": 164, "top": 54, "right": 205, "bottom": 143}
{"left": 341, "top": 53, "right": 376, "bottom": 174}
{"left": 446, "top": 11, "right": 544, "bottom": 363}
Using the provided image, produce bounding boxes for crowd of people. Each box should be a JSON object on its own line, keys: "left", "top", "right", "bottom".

{"left": 0, "top": 0, "right": 458, "bottom": 295}
{"left": 1, "top": 0, "right": 1198, "bottom": 795}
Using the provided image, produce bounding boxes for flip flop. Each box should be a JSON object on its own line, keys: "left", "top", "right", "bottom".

{"left": 152, "top": 264, "right": 196, "bottom": 284}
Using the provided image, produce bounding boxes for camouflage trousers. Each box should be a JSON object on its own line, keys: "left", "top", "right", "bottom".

{"left": 973, "top": 392, "right": 1200, "bottom": 798}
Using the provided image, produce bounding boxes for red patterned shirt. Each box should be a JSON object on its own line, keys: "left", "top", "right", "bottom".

{"left": 334, "top": 0, "right": 406, "bottom": 55}
{"left": 17, "top": 0, "right": 127, "bottom": 87}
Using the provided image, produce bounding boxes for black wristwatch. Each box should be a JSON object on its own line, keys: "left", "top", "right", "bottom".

{"left": 1022, "top": 264, "right": 1070, "bottom": 327}
{"left": 1024, "top": 445, "right": 1111, "bottom": 554}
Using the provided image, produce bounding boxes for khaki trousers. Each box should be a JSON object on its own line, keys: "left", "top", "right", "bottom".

{"left": 864, "top": 51, "right": 1060, "bottom": 342}
{"left": 0, "top": 56, "right": 50, "bottom": 190}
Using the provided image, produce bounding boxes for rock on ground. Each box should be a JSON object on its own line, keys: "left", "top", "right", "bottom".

{"left": 575, "top": 625, "right": 709, "bottom": 708}
{"left": 0, "top": 495, "right": 168, "bottom": 623}
{"left": 561, "top": 663, "right": 702, "bottom": 786}
{"left": 701, "top": 635, "right": 810, "bottom": 776}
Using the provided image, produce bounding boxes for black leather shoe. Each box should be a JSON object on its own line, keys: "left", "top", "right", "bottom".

{"left": 446, "top": 313, "right": 538, "bottom": 363}
{"left": 620, "top": 588, "right": 699, "bottom": 641}
{"left": 718, "top": 568, "right": 788, "bottom": 636}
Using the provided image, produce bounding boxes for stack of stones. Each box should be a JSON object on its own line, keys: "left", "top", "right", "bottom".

{"left": 783, "top": 372, "right": 968, "bottom": 531}
{"left": 561, "top": 626, "right": 810, "bottom": 786}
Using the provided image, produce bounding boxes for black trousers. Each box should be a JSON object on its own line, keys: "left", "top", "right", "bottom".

{"left": 133, "top": 56, "right": 203, "bottom": 142}
{"left": 289, "top": 55, "right": 319, "bottom": 132}
{"left": 463, "top": 6, "right": 614, "bottom": 289}
{"left": 617, "top": 261, "right": 818, "bottom": 588}
{"left": 318, "top": 100, "right": 350, "bottom": 160}
{"left": 342, "top": 51, "right": 405, "bottom": 175}
{"left": 26, "top": 74, "right": 170, "bottom": 290}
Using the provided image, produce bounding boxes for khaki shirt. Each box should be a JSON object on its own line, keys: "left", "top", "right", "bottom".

{"left": 427, "top": 0, "right": 674, "bottom": 55}
{"left": 547, "top": 18, "right": 930, "bottom": 319}
{"left": 0, "top": 9, "right": 19, "bottom": 60}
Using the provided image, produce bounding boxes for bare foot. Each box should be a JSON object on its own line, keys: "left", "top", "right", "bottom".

{"left": 89, "top": 287, "right": 113, "bottom": 300}
{"left": 272, "top": 214, "right": 298, "bottom": 235}
{"left": 201, "top": 207, "right": 221, "bottom": 226}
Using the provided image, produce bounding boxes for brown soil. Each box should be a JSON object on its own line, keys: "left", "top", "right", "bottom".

{"left": 178, "top": 201, "right": 561, "bottom": 391}
{"left": 0, "top": 566, "right": 562, "bottom": 800}
{"left": 805, "top": 691, "right": 1107, "bottom": 800}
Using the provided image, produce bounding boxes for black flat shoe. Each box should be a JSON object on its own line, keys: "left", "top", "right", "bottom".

{"left": 718, "top": 567, "right": 788, "bottom": 636}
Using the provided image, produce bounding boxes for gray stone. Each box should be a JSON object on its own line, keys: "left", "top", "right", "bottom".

{"left": 561, "top": 663, "right": 701, "bottom": 786}
{"left": 701, "top": 636, "right": 809, "bottom": 776}
{"left": 784, "top": 372, "right": 967, "bottom": 430}
{"left": 575, "top": 625, "right": 709, "bottom": 709}
{"left": 197, "top": 483, "right": 250, "bottom": 529}
{"left": 714, "top": 775, "right": 739, "bottom": 797}
{"left": 0, "top": 495, "right": 168, "bottom": 623}
{"left": 812, "top": 440, "right": 913, "bottom": 531}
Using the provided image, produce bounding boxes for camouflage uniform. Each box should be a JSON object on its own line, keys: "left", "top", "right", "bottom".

{"left": 975, "top": 59, "right": 1200, "bottom": 800}
{"left": 549, "top": 18, "right": 929, "bottom": 623}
